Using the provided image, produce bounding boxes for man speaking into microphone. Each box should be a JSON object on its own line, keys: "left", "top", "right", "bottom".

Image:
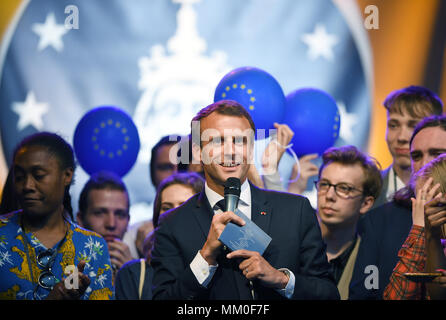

{"left": 151, "top": 100, "right": 339, "bottom": 300}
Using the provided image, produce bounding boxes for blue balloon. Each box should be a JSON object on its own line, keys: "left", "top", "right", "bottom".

{"left": 214, "top": 67, "right": 285, "bottom": 132}
{"left": 73, "top": 106, "right": 140, "bottom": 177}
{"left": 284, "top": 88, "right": 340, "bottom": 156}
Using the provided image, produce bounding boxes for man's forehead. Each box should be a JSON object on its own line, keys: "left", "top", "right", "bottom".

{"left": 205, "top": 128, "right": 252, "bottom": 136}
{"left": 387, "top": 111, "right": 422, "bottom": 122}
{"left": 321, "top": 162, "right": 364, "bottom": 183}
{"left": 411, "top": 127, "right": 446, "bottom": 150}
{"left": 88, "top": 188, "right": 128, "bottom": 204}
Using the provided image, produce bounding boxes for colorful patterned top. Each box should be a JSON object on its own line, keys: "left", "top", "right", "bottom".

{"left": 0, "top": 210, "right": 114, "bottom": 300}
{"left": 383, "top": 225, "right": 427, "bottom": 300}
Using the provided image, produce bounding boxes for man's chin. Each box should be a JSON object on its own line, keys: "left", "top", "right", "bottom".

{"left": 394, "top": 157, "right": 411, "bottom": 170}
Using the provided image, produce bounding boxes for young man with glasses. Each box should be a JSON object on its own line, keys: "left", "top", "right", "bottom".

{"left": 315, "top": 145, "right": 382, "bottom": 299}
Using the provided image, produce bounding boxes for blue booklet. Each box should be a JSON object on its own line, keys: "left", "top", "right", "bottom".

{"left": 218, "top": 208, "right": 272, "bottom": 255}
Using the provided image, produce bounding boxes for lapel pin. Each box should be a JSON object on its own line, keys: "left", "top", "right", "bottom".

{"left": 260, "top": 211, "right": 267, "bottom": 216}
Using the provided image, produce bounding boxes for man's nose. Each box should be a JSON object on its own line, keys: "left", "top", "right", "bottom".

{"left": 325, "top": 184, "right": 337, "bottom": 200}
{"left": 223, "top": 137, "right": 236, "bottom": 155}
{"left": 105, "top": 213, "right": 116, "bottom": 229}
{"left": 421, "top": 155, "right": 435, "bottom": 170}
{"left": 397, "top": 125, "right": 412, "bottom": 143}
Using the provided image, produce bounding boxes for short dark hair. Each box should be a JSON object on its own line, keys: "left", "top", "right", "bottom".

{"left": 383, "top": 85, "right": 443, "bottom": 118}
{"left": 319, "top": 145, "right": 383, "bottom": 199}
{"left": 191, "top": 99, "right": 256, "bottom": 132}
{"left": 12, "top": 132, "right": 76, "bottom": 219}
{"left": 152, "top": 172, "right": 204, "bottom": 228}
{"left": 78, "top": 170, "right": 129, "bottom": 219}
{"left": 149, "top": 135, "right": 180, "bottom": 187}
{"left": 409, "top": 115, "right": 446, "bottom": 147}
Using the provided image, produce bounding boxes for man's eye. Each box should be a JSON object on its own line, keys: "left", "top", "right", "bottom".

{"left": 337, "top": 184, "right": 352, "bottom": 193}
{"left": 410, "top": 152, "right": 421, "bottom": 161}
{"left": 318, "top": 182, "right": 330, "bottom": 189}
{"left": 433, "top": 151, "right": 446, "bottom": 158}
{"left": 234, "top": 137, "right": 245, "bottom": 145}
{"left": 211, "top": 137, "right": 221, "bottom": 144}
{"left": 115, "top": 211, "right": 129, "bottom": 219}
{"left": 388, "top": 122, "right": 398, "bottom": 129}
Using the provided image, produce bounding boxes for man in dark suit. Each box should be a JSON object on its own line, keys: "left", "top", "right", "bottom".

{"left": 150, "top": 100, "right": 339, "bottom": 300}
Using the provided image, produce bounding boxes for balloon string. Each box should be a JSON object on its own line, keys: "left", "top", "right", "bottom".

{"left": 270, "top": 140, "right": 301, "bottom": 184}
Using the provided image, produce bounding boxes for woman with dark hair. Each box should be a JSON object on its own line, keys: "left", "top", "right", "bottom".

{"left": 115, "top": 172, "right": 204, "bottom": 300}
{"left": 0, "top": 132, "right": 114, "bottom": 300}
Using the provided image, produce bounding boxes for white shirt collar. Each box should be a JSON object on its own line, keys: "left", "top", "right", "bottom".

{"left": 205, "top": 179, "right": 251, "bottom": 210}
{"left": 386, "top": 166, "right": 405, "bottom": 200}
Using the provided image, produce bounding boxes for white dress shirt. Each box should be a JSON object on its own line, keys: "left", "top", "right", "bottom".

{"left": 189, "top": 179, "right": 295, "bottom": 298}
{"left": 385, "top": 166, "right": 405, "bottom": 201}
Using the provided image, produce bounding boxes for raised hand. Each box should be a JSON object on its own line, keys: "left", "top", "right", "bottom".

{"left": 410, "top": 177, "right": 441, "bottom": 227}
{"left": 261, "top": 123, "right": 294, "bottom": 175}
{"left": 45, "top": 260, "right": 90, "bottom": 300}
{"left": 200, "top": 211, "right": 245, "bottom": 265}
{"left": 287, "top": 153, "right": 319, "bottom": 195}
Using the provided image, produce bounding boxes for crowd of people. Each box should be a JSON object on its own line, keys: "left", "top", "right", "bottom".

{"left": 0, "top": 85, "right": 445, "bottom": 300}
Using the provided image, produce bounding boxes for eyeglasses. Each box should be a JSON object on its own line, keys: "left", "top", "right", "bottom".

{"left": 36, "top": 248, "right": 58, "bottom": 290}
{"left": 314, "top": 180, "right": 363, "bottom": 199}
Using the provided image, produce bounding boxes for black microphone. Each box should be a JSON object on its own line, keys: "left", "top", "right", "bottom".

{"left": 224, "top": 177, "right": 241, "bottom": 212}
{"left": 223, "top": 178, "right": 256, "bottom": 299}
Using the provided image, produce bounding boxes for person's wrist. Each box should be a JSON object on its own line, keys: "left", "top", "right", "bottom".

{"left": 277, "top": 269, "right": 290, "bottom": 289}
{"left": 200, "top": 243, "right": 218, "bottom": 265}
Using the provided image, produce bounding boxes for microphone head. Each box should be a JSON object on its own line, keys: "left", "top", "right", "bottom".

{"left": 224, "top": 177, "right": 241, "bottom": 196}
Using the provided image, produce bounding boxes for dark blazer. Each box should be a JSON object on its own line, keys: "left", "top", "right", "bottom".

{"left": 151, "top": 183, "right": 339, "bottom": 300}
{"left": 371, "top": 166, "right": 392, "bottom": 210}
{"left": 349, "top": 200, "right": 412, "bottom": 299}
{"left": 115, "top": 259, "right": 153, "bottom": 300}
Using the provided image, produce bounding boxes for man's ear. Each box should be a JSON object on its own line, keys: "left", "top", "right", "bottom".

{"left": 359, "top": 196, "right": 375, "bottom": 215}
{"left": 191, "top": 142, "right": 202, "bottom": 165}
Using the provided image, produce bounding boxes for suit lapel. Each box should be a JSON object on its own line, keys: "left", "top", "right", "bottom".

{"left": 250, "top": 183, "right": 272, "bottom": 236}
{"left": 193, "top": 190, "right": 214, "bottom": 239}
{"left": 194, "top": 190, "right": 249, "bottom": 299}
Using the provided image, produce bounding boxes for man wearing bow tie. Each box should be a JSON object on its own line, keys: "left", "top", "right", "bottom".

{"left": 151, "top": 100, "right": 339, "bottom": 300}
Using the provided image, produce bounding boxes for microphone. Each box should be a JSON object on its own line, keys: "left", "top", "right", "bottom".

{"left": 223, "top": 178, "right": 256, "bottom": 299}
{"left": 224, "top": 177, "right": 241, "bottom": 212}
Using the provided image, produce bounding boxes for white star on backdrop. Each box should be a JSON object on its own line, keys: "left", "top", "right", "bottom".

{"left": 32, "top": 12, "right": 69, "bottom": 52}
{"left": 12, "top": 91, "right": 49, "bottom": 130}
{"left": 301, "top": 24, "right": 339, "bottom": 61}
{"left": 337, "top": 101, "right": 358, "bottom": 142}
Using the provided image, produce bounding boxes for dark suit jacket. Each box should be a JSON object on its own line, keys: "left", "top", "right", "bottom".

{"left": 349, "top": 200, "right": 412, "bottom": 299}
{"left": 371, "top": 166, "right": 392, "bottom": 210}
{"left": 151, "top": 184, "right": 339, "bottom": 300}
